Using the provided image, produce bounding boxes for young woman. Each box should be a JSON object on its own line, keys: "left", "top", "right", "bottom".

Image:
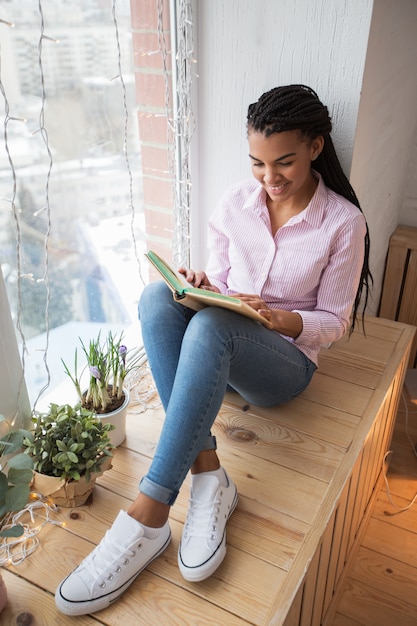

{"left": 56, "top": 84, "right": 372, "bottom": 616}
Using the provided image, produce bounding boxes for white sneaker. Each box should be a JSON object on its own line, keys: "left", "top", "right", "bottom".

{"left": 55, "top": 510, "right": 171, "bottom": 616}
{"left": 178, "top": 468, "right": 238, "bottom": 582}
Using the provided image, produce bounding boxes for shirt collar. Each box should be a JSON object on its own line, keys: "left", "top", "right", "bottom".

{"left": 300, "top": 171, "right": 327, "bottom": 228}
{"left": 243, "top": 171, "right": 328, "bottom": 228}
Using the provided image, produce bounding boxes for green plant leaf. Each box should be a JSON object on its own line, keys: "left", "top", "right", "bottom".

{"left": 8, "top": 467, "right": 34, "bottom": 486}
{"left": 7, "top": 452, "right": 34, "bottom": 470}
{"left": 0, "top": 472, "right": 8, "bottom": 500}
{"left": 67, "top": 452, "right": 79, "bottom": 464}
{"left": 55, "top": 452, "right": 68, "bottom": 464}
{"left": 56, "top": 440, "right": 67, "bottom": 452}
{"left": 0, "top": 524, "right": 25, "bottom": 538}
{"left": 5, "top": 484, "right": 30, "bottom": 512}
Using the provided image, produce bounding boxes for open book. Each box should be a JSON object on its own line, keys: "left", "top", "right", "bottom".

{"left": 145, "top": 250, "right": 272, "bottom": 328}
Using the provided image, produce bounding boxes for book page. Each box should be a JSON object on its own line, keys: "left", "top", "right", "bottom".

{"left": 145, "top": 250, "right": 272, "bottom": 328}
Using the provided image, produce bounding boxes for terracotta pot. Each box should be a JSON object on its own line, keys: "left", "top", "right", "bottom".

{"left": 31, "top": 457, "right": 112, "bottom": 507}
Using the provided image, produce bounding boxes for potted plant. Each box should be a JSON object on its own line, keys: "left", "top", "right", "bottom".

{"left": 62, "top": 331, "right": 139, "bottom": 446}
{"left": 0, "top": 415, "right": 34, "bottom": 613}
{"left": 23, "top": 403, "right": 113, "bottom": 508}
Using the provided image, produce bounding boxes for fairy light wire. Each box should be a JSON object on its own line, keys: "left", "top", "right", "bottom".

{"left": 173, "top": 0, "right": 195, "bottom": 269}
{"left": 0, "top": 494, "right": 62, "bottom": 566}
{"left": 29, "top": 0, "right": 57, "bottom": 411}
{"left": 111, "top": 0, "right": 145, "bottom": 287}
{"left": 160, "top": 0, "right": 195, "bottom": 268}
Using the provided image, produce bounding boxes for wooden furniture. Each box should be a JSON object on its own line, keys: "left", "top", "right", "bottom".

{"left": 379, "top": 224, "right": 417, "bottom": 367}
{"left": 2, "top": 317, "right": 414, "bottom": 625}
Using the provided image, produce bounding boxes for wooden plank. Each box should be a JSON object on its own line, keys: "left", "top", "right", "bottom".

{"left": 379, "top": 245, "right": 409, "bottom": 319}
{"left": 214, "top": 409, "right": 345, "bottom": 482}
{"left": 322, "top": 481, "right": 349, "bottom": 616}
{"left": 298, "top": 372, "right": 373, "bottom": 416}
{"left": 312, "top": 510, "right": 336, "bottom": 625}
{"left": 386, "top": 225, "right": 417, "bottom": 251}
{"left": 349, "top": 545, "right": 417, "bottom": 610}
{"left": 361, "top": 517, "right": 417, "bottom": 569}
{"left": 335, "top": 578, "right": 417, "bottom": 626}
{"left": 223, "top": 394, "right": 361, "bottom": 449}
{"left": 300, "top": 546, "right": 320, "bottom": 626}
{"left": 335, "top": 456, "right": 362, "bottom": 584}
{"left": 398, "top": 249, "right": 417, "bottom": 326}
{"left": 331, "top": 613, "right": 366, "bottom": 626}
{"left": 0, "top": 569, "right": 99, "bottom": 625}
{"left": 282, "top": 585, "right": 303, "bottom": 626}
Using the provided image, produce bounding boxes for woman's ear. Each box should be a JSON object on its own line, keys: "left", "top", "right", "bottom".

{"left": 311, "top": 135, "right": 324, "bottom": 160}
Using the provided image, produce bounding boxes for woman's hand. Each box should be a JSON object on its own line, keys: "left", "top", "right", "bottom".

{"left": 232, "top": 293, "right": 303, "bottom": 338}
{"left": 233, "top": 293, "right": 268, "bottom": 313}
{"left": 178, "top": 267, "right": 220, "bottom": 292}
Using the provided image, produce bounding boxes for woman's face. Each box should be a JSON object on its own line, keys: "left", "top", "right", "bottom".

{"left": 248, "top": 129, "right": 324, "bottom": 208}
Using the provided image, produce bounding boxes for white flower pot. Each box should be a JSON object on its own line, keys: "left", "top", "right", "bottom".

{"left": 98, "top": 387, "right": 129, "bottom": 447}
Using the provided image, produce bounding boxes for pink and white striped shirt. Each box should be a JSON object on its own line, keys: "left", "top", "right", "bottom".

{"left": 206, "top": 173, "right": 366, "bottom": 366}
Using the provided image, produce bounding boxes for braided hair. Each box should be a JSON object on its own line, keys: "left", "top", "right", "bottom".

{"left": 247, "top": 84, "right": 372, "bottom": 333}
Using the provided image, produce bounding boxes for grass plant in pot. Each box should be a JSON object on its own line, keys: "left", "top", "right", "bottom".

{"left": 62, "top": 331, "right": 138, "bottom": 447}
{"left": 23, "top": 403, "right": 113, "bottom": 508}
{"left": 0, "top": 415, "right": 34, "bottom": 612}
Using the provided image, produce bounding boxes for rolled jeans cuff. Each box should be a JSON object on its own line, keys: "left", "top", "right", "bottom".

{"left": 139, "top": 475, "right": 177, "bottom": 506}
{"left": 139, "top": 434, "right": 218, "bottom": 505}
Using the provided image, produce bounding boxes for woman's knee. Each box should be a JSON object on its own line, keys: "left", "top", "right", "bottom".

{"left": 138, "top": 281, "right": 171, "bottom": 320}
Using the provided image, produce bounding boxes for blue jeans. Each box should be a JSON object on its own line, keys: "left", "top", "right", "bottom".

{"left": 138, "top": 281, "right": 316, "bottom": 505}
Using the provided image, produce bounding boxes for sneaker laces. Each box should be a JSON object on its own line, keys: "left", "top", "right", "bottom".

{"left": 82, "top": 530, "right": 140, "bottom": 587}
{"left": 184, "top": 496, "right": 221, "bottom": 541}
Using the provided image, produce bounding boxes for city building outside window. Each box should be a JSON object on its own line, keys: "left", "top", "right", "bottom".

{"left": 0, "top": 0, "right": 176, "bottom": 416}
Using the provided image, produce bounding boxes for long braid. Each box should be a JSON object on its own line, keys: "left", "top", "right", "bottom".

{"left": 247, "top": 85, "right": 373, "bottom": 333}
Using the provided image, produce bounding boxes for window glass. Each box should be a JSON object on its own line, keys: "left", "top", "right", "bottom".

{"left": 0, "top": 0, "right": 146, "bottom": 406}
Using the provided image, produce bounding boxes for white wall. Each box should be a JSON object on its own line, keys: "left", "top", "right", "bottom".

{"left": 192, "top": 0, "right": 374, "bottom": 265}
{"left": 350, "top": 0, "right": 417, "bottom": 314}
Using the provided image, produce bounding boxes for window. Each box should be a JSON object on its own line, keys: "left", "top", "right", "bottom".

{"left": 0, "top": 0, "right": 179, "bottom": 415}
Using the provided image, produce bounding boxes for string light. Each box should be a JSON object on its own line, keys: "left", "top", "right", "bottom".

{"left": 30, "top": 0, "right": 54, "bottom": 411}
{"left": 41, "top": 35, "right": 59, "bottom": 43}
{"left": 160, "top": 0, "right": 195, "bottom": 267}
{"left": 112, "top": 0, "right": 146, "bottom": 287}
{"left": 33, "top": 206, "right": 47, "bottom": 217}
{"left": 0, "top": 493, "right": 63, "bottom": 566}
